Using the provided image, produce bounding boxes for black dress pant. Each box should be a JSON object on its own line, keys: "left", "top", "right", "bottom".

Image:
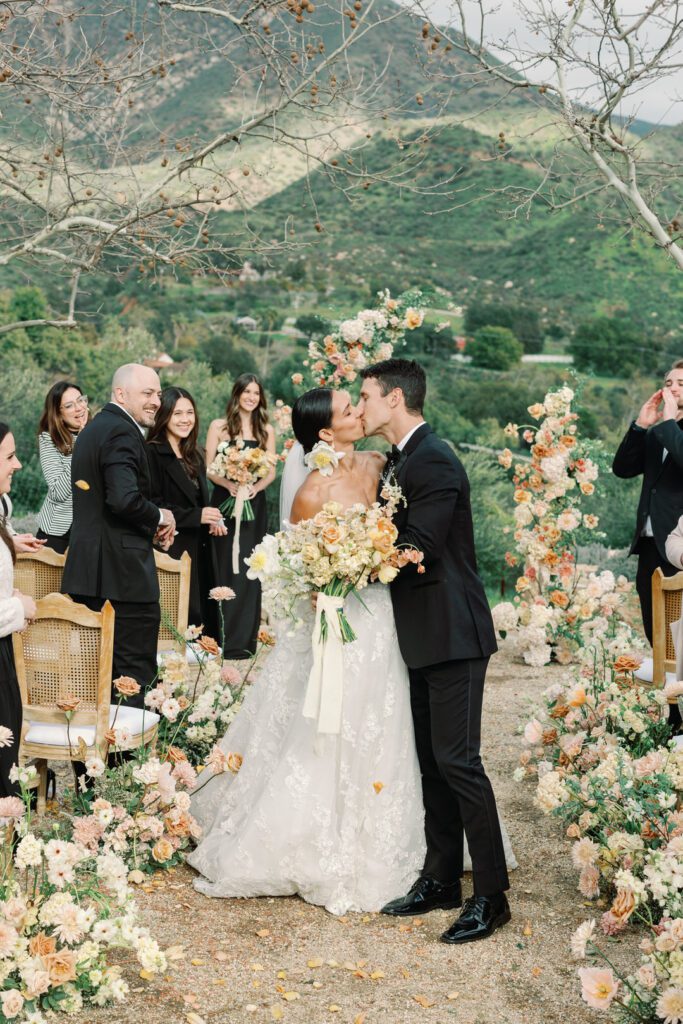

{"left": 635, "top": 537, "right": 679, "bottom": 645}
{"left": 69, "top": 595, "right": 160, "bottom": 708}
{"left": 409, "top": 656, "right": 509, "bottom": 898}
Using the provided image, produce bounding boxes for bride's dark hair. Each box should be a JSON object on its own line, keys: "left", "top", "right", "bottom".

{"left": 291, "top": 388, "right": 333, "bottom": 454}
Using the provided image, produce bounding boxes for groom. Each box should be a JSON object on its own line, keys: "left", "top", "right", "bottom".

{"left": 358, "top": 358, "right": 510, "bottom": 944}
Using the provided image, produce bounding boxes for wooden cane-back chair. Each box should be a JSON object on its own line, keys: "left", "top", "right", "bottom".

{"left": 155, "top": 549, "right": 191, "bottom": 652}
{"left": 651, "top": 568, "right": 683, "bottom": 700}
{"left": 13, "top": 594, "right": 159, "bottom": 812}
{"left": 14, "top": 548, "right": 65, "bottom": 600}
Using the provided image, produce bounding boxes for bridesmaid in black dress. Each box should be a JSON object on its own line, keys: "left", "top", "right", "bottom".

{"left": 147, "top": 388, "right": 227, "bottom": 632}
{"left": 206, "top": 374, "right": 276, "bottom": 659}
{"left": 0, "top": 423, "right": 37, "bottom": 797}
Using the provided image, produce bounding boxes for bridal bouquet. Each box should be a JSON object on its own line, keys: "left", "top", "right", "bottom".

{"left": 246, "top": 479, "right": 423, "bottom": 736}
{"left": 208, "top": 440, "right": 277, "bottom": 571}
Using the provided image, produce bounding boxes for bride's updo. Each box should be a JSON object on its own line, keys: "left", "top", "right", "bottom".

{"left": 291, "top": 388, "right": 333, "bottom": 454}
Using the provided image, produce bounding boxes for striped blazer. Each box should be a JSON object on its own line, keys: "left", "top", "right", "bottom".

{"left": 36, "top": 432, "right": 74, "bottom": 537}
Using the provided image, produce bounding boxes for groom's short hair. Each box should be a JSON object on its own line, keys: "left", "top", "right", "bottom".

{"left": 361, "top": 358, "right": 426, "bottom": 414}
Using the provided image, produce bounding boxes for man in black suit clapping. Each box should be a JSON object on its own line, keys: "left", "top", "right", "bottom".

{"left": 358, "top": 358, "right": 510, "bottom": 945}
{"left": 612, "top": 362, "right": 683, "bottom": 645}
{"left": 62, "top": 364, "right": 176, "bottom": 707}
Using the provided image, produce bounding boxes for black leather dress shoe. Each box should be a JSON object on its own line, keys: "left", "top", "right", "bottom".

{"left": 380, "top": 876, "right": 462, "bottom": 917}
{"left": 440, "top": 893, "right": 511, "bottom": 944}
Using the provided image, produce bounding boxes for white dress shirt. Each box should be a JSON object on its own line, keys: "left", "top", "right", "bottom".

{"left": 396, "top": 421, "right": 426, "bottom": 452}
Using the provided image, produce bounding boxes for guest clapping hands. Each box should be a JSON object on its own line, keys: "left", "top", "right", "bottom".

{"left": 147, "top": 387, "right": 225, "bottom": 630}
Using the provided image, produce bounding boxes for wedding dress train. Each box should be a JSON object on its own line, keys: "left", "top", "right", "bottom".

{"left": 189, "top": 585, "right": 516, "bottom": 915}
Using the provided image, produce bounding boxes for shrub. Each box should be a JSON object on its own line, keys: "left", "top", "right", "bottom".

{"left": 469, "top": 325, "right": 523, "bottom": 370}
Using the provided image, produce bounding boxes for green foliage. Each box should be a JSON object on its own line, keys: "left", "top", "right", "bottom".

{"left": 458, "top": 450, "right": 518, "bottom": 596}
{"left": 407, "top": 321, "right": 455, "bottom": 357}
{"left": 570, "top": 316, "right": 661, "bottom": 376}
{"left": 8, "top": 286, "right": 47, "bottom": 342}
{"left": 294, "top": 313, "right": 332, "bottom": 336}
{"left": 469, "top": 325, "right": 524, "bottom": 370}
{"left": 464, "top": 301, "right": 543, "bottom": 354}
{"left": 197, "top": 333, "right": 258, "bottom": 378}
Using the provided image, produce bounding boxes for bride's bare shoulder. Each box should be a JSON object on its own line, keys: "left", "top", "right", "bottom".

{"left": 290, "top": 474, "right": 324, "bottom": 524}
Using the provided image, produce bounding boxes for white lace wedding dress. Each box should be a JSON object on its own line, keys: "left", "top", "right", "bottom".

{"left": 189, "top": 584, "right": 516, "bottom": 915}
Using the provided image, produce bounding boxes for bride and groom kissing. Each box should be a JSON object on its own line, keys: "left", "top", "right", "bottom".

{"left": 189, "top": 358, "right": 513, "bottom": 945}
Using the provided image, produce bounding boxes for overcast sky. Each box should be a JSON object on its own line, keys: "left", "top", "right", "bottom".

{"left": 415, "top": 0, "right": 683, "bottom": 126}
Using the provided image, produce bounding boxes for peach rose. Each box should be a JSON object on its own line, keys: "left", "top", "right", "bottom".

{"left": 42, "top": 949, "right": 78, "bottom": 985}
{"left": 152, "top": 838, "right": 174, "bottom": 862}
{"left": 56, "top": 696, "right": 81, "bottom": 713}
{"left": 29, "top": 931, "right": 56, "bottom": 958}
{"left": 114, "top": 676, "right": 141, "bottom": 698}
{"left": 227, "top": 752, "right": 243, "bottom": 774}
{"left": 197, "top": 635, "right": 220, "bottom": 656}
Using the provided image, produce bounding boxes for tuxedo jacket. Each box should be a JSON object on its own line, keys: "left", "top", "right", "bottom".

{"left": 388, "top": 423, "right": 497, "bottom": 669}
{"left": 61, "top": 403, "right": 160, "bottom": 602}
{"left": 612, "top": 419, "right": 683, "bottom": 561}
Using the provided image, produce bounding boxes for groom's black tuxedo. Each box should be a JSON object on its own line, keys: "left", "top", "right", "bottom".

{"left": 62, "top": 403, "right": 162, "bottom": 705}
{"left": 385, "top": 423, "right": 509, "bottom": 898}
{"left": 388, "top": 425, "right": 497, "bottom": 667}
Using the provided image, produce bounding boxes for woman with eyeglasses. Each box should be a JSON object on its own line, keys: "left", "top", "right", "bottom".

{"left": 36, "top": 382, "right": 89, "bottom": 553}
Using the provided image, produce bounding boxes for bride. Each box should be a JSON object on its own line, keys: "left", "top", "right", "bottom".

{"left": 188, "top": 388, "right": 515, "bottom": 915}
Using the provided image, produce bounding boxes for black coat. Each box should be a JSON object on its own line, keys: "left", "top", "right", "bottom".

{"left": 61, "top": 403, "right": 160, "bottom": 602}
{"left": 389, "top": 423, "right": 497, "bottom": 669}
{"left": 612, "top": 419, "right": 683, "bottom": 560}
{"left": 146, "top": 439, "right": 215, "bottom": 626}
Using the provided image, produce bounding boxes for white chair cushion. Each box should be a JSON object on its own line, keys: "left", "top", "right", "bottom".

{"left": 634, "top": 656, "right": 677, "bottom": 686}
{"left": 672, "top": 735, "right": 683, "bottom": 751}
{"left": 24, "top": 705, "right": 160, "bottom": 748}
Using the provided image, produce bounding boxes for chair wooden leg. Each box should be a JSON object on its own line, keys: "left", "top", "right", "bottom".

{"left": 36, "top": 760, "right": 48, "bottom": 816}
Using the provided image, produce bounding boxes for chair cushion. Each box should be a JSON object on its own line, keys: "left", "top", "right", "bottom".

{"left": 634, "top": 656, "right": 677, "bottom": 686}
{"left": 672, "top": 735, "right": 683, "bottom": 751}
{"left": 24, "top": 705, "right": 160, "bottom": 748}
{"left": 156, "top": 646, "right": 216, "bottom": 666}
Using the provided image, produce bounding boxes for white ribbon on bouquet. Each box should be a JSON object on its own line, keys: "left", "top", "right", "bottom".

{"left": 302, "top": 592, "right": 345, "bottom": 739}
{"left": 231, "top": 484, "right": 251, "bottom": 574}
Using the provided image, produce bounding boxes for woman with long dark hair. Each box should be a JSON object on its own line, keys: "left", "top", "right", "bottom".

{"left": 36, "top": 381, "right": 89, "bottom": 553}
{"left": 147, "top": 387, "right": 226, "bottom": 630}
{"left": 0, "top": 423, "right": 37, "bottom": 796}
{"left": 206, "top": 374, "right": 276, "bottom": 658}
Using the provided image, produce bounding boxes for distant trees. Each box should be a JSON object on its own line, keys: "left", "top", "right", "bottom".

{"left": 464, "top": 302, "right": 543, "bottom": 354}
{"left": 570, "top": 317, "right": 661, "bottom": 376}
{"left": 469, "top": 326, "right": 523, "bottom": 370}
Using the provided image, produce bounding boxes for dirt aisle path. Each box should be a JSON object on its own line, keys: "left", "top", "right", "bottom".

{"left": 78, "top": 644, "right": 609, "bottom": 1024}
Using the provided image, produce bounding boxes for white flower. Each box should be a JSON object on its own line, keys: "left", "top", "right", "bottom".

{"left": 339, "top": 318, "right": 364, "bottom": 343}
{"left": 14, "top": 834, "right": 43, "bottom": 870}
{"left": 303, "top": 441, "right": 345, "bottom": 477}
{"left": 160, "top": 698, "right": 181, "bottom": 722}
{"left": 571, "top": 919, "right": 596, "bottom": 959}
{"left": 492, "top": 601, "right": 519, "bottom": 635}
{"left": 85, "top": 756, "right": 106, "bottom": 778}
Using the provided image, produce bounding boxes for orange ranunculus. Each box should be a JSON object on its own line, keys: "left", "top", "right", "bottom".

{"left": 568, "top": 687, "right": 587, "bottom": 707}
{"left": 164, "top": 814, "right": 191, "bottom": 838}
{"left": 550, "top": 590, "right": 569, "bottom": 608}
{"left": 166, "top": 746, "right": 188, "bottom": 764}
{"left": 542, "top": 728, "right": 558, "bottom": 745}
